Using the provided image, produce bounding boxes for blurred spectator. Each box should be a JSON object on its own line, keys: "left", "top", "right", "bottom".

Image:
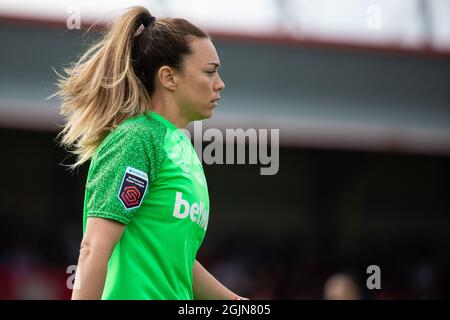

{"left": 323, "top": 273, "right": 362, "bottom": 300}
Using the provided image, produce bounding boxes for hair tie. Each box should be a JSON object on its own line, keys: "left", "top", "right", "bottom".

{"left": 141, "top": 15, "right": 155, "bottom": 28}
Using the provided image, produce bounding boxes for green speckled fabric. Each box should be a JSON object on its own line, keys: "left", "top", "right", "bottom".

{"left": 82, "top": 110, "right": 210, "bottom": 300}
{"left": 84, "top": 113, "right": 166, "bottom": 225}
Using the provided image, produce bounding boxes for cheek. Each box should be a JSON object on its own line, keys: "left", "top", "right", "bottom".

{"left": 193, "top": 74, "right": 212, "bottom": 89}
{"left": 179, "top": 73, "right": 213, "bottom": 103}
{"left": 191, "top": 77, "right": 213, "bottom": 98}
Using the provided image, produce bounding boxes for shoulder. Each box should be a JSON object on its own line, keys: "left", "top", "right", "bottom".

{"left": 98, "top": 113, "right": 167, "bottom": 153}
{"left": 120, "top": 113, "right": 167, "bottom": 145}
{"left": 90, "top": 113, "right": 168, "bottom": 183}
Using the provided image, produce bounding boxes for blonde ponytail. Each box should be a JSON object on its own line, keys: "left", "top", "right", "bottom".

{"left": 53, "top": 6, "right": 152, "bottom": 170}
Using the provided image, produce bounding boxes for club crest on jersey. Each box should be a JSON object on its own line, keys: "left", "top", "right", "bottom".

{"left": 117, "top": 166, "right": 148, "bottom": 210}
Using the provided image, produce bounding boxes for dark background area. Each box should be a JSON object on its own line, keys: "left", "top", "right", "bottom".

{"left": 1, "top": 127, "right": 448, "bottom": 299}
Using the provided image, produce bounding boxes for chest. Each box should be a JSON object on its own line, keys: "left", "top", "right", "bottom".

{"left": 140, "top": 133, "right": 210, "bottom": 234}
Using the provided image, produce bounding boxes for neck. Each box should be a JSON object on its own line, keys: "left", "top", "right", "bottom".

{"left": 149, "top": 92, "right": 189, "bottom": 128}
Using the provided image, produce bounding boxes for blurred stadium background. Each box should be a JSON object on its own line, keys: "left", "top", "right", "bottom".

{"left": 1, "top": 0, "right": 449, "bottom": 299}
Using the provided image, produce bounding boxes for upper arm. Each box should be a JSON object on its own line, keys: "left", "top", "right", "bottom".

{"left": 81, "top": 217, "right": 126, "bottom": 255}
{"left": 85, "top": 129, "right": 151, "bottom": 225}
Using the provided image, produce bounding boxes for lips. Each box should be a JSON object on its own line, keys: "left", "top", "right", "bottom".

{"left": 211, "top": 97, "right": 220, "bottom": 106}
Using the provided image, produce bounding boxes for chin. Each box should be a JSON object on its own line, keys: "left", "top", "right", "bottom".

{"left": 188, "top": 113, "right": 210, "bottom": 122}
{"left": 195, "top": 109, "right": 214, "bottom": 121}
{"left": 203, "top": 110, "right": 213, "bottom": 119}
{"left": 187, "top": 104, "right": 215, "bottom": 121}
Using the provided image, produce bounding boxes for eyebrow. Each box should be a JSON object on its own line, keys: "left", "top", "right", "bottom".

{"left": 207, "top": 62, "right": 220, "bottom": 68}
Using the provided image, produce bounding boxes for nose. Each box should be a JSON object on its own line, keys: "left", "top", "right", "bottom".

{"left": 215, "top": 75, "right": 225, "bottom": 91}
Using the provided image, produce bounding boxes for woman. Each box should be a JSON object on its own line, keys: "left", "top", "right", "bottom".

{"left": 55, "top": 6, "right": 247, "bottom": 300}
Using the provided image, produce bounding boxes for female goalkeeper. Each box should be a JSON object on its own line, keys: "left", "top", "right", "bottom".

{"left": 55, "top": 6, "right": 246, "bottom": 300}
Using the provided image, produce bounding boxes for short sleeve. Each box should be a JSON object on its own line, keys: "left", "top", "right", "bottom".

{"left": 85, "top": 130, "right": 150, "bottom": 225}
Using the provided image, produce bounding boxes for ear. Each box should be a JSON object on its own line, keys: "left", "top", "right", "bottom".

{"left": 157, "top": 66, "right": 178, "bottom": 91}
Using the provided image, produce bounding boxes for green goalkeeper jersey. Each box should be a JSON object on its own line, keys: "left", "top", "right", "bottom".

{"left": 82, "top": 111, "right": 210, "bottom": 300}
